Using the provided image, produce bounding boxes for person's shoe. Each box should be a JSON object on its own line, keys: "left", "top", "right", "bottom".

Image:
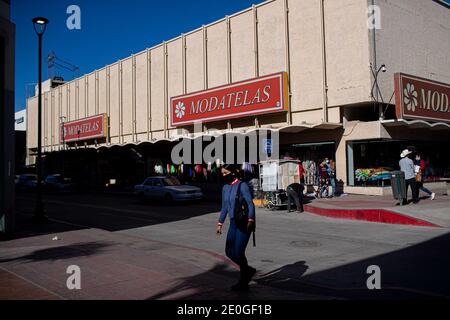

{"left": 231, "top": 281, "right": 249, "bottom": 292}
{"left": 431, "top": 193, "right": 436, "bottom": 200}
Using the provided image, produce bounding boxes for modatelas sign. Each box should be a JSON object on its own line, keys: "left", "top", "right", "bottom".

{"left": 395, "top": 73, "right": 450, "bottom": 123}
{"left": 61, "top": 114, "right": 108, "bottom": 143}
{"left": 170, "top": 72, "right": 289, "bottom": 126}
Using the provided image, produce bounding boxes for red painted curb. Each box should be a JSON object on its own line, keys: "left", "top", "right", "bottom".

{"left": 303, "top": 205, "right": 440, "bottom": 228}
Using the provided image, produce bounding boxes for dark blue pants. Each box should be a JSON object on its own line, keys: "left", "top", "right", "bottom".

{"left": 225, "top": 220, "right": 250, "bottom": 270}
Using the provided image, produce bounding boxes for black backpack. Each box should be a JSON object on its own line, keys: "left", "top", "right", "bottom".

{"left": 234, "top": 182, "right": 256, "bottom": 246}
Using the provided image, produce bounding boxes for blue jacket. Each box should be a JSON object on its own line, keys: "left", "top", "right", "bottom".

{"left": 218, "top": 181, "right": 255, "bottom": 225}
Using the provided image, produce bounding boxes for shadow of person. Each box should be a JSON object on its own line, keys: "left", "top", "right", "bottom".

{"left": 255, "top": 261, "right": 309, "bottom": 287}
{"left": 146, "top": 263, "right": 241, "bottom": 300}
{"left": 0, "top": 241, "right": 111, "bottom": 263}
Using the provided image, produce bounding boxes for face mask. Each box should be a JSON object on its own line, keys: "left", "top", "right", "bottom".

{"left": 223, "top": 173, "right": 235, "bottom": 184}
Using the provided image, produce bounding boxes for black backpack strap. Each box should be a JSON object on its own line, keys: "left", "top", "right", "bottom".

{"left": 235, "top": 181, "right": 242, "bottom": 199}
{"left": 253, "top": 229, "right": 256, "bottom": 247}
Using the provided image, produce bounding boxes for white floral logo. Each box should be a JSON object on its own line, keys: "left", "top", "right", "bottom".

{"left": 403, "top": 83, "right": 418, "bottom": 112}
{"left": 175, "top": 101, "right": 185, "bottom": 119}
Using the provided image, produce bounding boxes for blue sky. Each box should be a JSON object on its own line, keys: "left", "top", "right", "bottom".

{"left": 12, "top": 0, "right": 265, "bottom": 111}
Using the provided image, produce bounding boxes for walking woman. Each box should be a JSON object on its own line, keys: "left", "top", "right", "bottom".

{"left": 216, "top": 164, "right": 256, "bottom": 291}
{"left": 414, "top": 153, "right": 436, "bottom": 200}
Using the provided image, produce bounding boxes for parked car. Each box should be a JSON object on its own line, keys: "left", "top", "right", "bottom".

{"left": 44, "top": 174, "right": 77, "bottom": 193}
{"left": 15, "top": 174, "right": 39, "bottom": 191}
{"left": 134, "top": 176, "right": 203, "bottom": 203}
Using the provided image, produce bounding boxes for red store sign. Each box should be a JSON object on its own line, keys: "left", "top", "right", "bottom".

{"left": 170, "top": 72, "right": 289, "bottom": 126}
{"left": 61, "top": 114, "right": 108, "bottom": 143}
{"left": 395, "top": 73, "right": 450, "bottom": 123}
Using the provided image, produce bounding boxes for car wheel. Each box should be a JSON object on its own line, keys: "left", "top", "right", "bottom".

{"left": 164, "top": 193, "right": 173, "bottom": 205}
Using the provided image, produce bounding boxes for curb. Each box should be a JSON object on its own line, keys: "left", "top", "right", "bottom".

{"left": 303, "top": 205, "right": 441, "bottom": 228}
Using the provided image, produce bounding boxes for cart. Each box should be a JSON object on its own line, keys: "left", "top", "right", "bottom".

{"left": 258, "top": 160, "right": 301, "bottom": 210}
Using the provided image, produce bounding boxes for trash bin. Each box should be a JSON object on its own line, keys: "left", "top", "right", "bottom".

{"left": 391, "top": 171, "right": 406, "bottom": 205}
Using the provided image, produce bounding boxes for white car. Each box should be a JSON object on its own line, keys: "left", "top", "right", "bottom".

{"left": 134, "top": 176, "right": 203, "bottom": 203}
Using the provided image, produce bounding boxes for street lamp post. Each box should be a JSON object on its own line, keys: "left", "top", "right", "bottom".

{"left": 32, "top": 17, "right": 49, "bottom": 222}
{"left": 370, "top": 64, "right": 387, "bottom": 120}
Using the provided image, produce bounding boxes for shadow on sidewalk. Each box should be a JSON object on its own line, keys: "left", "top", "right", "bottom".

{"left": 0, "top": 241, "right": 112, "bottom": 263}
{"left": 145, "top": 261, "right": 310, "bottom": 300}
{"left": 260, "top": 232, "right": 450, "bottom": 299}
{"left": 144, "top": 231, "right": 450, "bottom": 300}
{"left": 14, "top": 192, "right": 222, "bottom": 235}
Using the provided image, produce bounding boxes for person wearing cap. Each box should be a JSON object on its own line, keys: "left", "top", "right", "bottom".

{"left": 216, "top": 164, "right": 256, "bottom": 291}
{"left": 399, "top": 149, "right": 419, "bottom": 204}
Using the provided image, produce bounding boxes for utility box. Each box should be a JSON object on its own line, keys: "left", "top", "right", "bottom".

{"left": 391, "top": 171, "right": 406, "bottom": 205}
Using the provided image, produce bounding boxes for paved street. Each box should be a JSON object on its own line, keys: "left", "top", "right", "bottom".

{"left": 1, "top": 191, "right": 450, "bottom": 299}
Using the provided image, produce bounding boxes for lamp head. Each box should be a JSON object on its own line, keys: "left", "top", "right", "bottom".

{"left": 32, "top": 17, "right": 49, "bottom": 35}
{"left": 381, "top": 64, "right": 387, "bottom": 73}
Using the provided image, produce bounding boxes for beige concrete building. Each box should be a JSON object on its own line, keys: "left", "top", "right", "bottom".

{"left": 26, "top": 0, "right": 450, "bottom": 194}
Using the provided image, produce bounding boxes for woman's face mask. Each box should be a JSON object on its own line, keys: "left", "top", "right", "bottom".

{"left": 223, "top": 172, "right": 235, "bottom": 184}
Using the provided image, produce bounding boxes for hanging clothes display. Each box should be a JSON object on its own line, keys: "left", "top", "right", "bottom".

{"left": 154, "top": 161, "right": 164, "bottom": 175}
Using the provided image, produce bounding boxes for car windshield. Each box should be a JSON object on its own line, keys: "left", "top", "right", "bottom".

{"left": 162, "top": 177, "right": 181, "bottom": 186}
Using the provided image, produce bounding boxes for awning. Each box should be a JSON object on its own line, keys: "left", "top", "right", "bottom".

{"left": 90, "top": 122, "right": 343, "bottom": 149}
{"left": 381, "top": 119, "right": 450, "bottom": 130}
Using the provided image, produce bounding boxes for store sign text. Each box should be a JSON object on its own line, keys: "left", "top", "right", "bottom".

{"left": 395, "top": 73, "right": 450, "bottom": 123}
{"left": 61, "top": 114, "right": 108, "bottom": 143}
{"left": 170, "top": 72, "right": 289, "bottom": 126}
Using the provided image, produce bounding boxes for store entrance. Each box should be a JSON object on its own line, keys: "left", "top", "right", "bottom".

{"left": 281, "top": 141, "right": 336, "bottom": 191}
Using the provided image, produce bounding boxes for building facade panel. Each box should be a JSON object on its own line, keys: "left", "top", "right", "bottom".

{"left": 167, "top": 38, "right": 183, "bottom": 131}
{"left": 109, "top": 63, "right": 120, "bottom": 138}
{"left": 52, "top": 89, "right": 59, "bottom": 147}
{"left": 44, "top": 92, "right": 50, "bottom": 151}
{"left": 88, "top": 72, "right": 96, "bottom": 116}
{"left": 288, "top": 0, "right": 326, "bottom": 113}
{"left": 230, "top": 10, "right": 254, "bottom": 82}
{"left": 257, "top": 0, "right": 286, "bottom": 77}
{"left": 68, "top": 81, "right": 76, "bottom": 121}
{"left": 61, "top": 84, "right": 68, "bottom": 128}
{"left": 150, "top": 46, "right": 165, "bottom": 132}
{"left": 78, "top": 77, "right": 86, "bottom": 119}
{"left": 27, "top": 96, "right": 37, "bottom": 149}
{"left": 98, "top": 68, "right": 107, "bottom": 115}
{"left": 185, "top": 30, "right": 204, "bottom": 93}
{"left": 121, "top": 57, "right": 133, "bottom": 137}
{"left": 324, "top": 0, "right": 373, "bottom": 107}
{"left": 206, "top": 21, "right": 228, "bottom": 88}
{"left": 135, "top": 51, "right": 148, "bottom": 135}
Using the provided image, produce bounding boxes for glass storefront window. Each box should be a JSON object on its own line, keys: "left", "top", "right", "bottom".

{"left": 347, "top": 140, "right": 450, "bottom": 187}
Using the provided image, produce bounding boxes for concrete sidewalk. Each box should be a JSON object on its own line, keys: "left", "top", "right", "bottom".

{"left": 303, "top": 188, "right": 450, "bottom": 227}
{"left": 0, "top": 225, "right": 325, "bottom": 300}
